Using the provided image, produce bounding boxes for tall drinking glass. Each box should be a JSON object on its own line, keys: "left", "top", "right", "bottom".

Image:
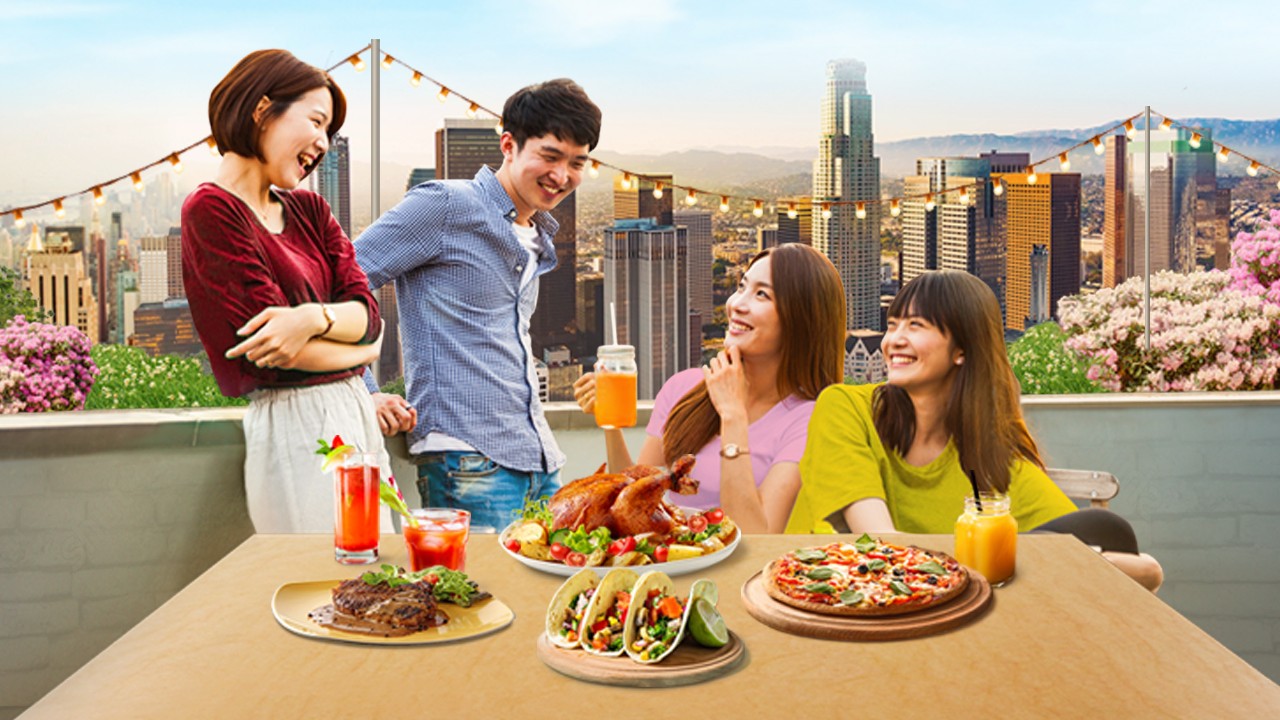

{"left": 333, "top": 452, "right": 381, "bottom": 565}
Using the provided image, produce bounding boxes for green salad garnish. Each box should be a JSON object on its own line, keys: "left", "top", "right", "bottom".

{"left": 360, "top": 564, "right": 484, "bottom": 607}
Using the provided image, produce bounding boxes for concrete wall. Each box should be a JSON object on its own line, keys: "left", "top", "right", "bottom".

{"left": 1, "top": 394, "right": 1278, "bottom": 717}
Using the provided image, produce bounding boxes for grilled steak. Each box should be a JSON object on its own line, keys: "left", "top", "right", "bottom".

{"left": 311, "top": 578, "right": 448, "bottom": 637}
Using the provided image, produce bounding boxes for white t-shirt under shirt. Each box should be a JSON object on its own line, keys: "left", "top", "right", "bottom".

{"left": 423, "top": 221, "right": 544, "bottom": 454}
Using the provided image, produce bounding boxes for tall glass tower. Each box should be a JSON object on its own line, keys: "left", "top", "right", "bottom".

{"left": 813, "top": 59, "right": 881, "bottom": 331}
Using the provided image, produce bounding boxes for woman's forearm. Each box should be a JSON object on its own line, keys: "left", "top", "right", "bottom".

{"left": 604, "top": 428, "right": 634, "bottom": 473}
{"left": 717, "top": 415, "right": 771, "bottom": 533}
{"left": 307, "top": 300, "right": 371, "bottom": 343}
{"left": 282, "top": 336, "right": 380, "bottom": 372}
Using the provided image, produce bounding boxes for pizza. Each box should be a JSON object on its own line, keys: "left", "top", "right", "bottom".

{"left": 764, "top": 534, "right": 969, "bottom": 616}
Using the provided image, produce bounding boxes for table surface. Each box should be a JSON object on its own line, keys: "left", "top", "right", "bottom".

{"left": 20, "top": 533, "right": 1280, "bottom": 719}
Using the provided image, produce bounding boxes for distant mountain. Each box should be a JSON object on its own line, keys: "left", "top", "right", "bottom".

{"left": 584, "top": 149, "right": 812, "bottom": 194}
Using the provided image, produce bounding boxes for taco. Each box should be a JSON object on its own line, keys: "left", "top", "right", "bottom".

{"left": 544, "top": 569, "right": 599, "bottom": 649}
{"left": 579, "top": 568, "right": 639, "bottom": 656}
{"left": 620, "top": 571, "right": 693, "bottom": 663}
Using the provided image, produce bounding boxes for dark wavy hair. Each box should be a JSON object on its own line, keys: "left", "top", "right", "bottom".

{"left": 502, "top": 78, "right": 602, "bottom": 151}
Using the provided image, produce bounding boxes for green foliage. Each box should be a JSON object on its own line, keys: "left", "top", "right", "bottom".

{"left": 85, "top": 344, "right": 247, "bottom": 409}
{"left": 379, "top": 375, "right": 406, "bottom": 397}
{"left": 1007, "top": 322, "right": 1103, "bottom": 395}
{"left": 0, "top": 267, "right": 48, "bottom": 324}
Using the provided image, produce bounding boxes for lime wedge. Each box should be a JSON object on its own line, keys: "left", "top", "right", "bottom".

{"left": 687, "top": 597, "right": 729, "bottom": 648}
{"left": 320, "top": 444, "right": 354, "bottom": 472}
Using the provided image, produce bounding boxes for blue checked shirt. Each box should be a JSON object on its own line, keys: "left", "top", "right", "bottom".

{"left": 354, "top": 167, "right": 566, "bottom": 473}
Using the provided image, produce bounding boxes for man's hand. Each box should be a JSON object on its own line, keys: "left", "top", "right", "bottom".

{"left": 572, "top": 372, "right": 596, "bottom": 414}
{"left": 372, "top": 392, "right": 417, "bottom": 436}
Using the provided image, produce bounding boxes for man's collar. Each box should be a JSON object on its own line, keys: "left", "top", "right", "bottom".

{"left": 477, "top": 165, "right": 560, "bottom": 236}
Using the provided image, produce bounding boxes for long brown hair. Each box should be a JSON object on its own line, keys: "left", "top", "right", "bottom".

{"left": 662, "top": 244, "right": 846, "bottom": 464}
{"left": 872, "top": 270, "right": 1042, "bottom": 493}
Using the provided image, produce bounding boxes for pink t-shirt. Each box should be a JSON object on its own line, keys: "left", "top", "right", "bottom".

{"left": 646, "top": 368, "right": 815, "bottom": 511}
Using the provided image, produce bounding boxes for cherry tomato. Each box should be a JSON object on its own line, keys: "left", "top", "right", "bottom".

{"left": 606, "top": 539, "right": 625, "bottom": 556}
{"left": 549, "top": 543, "right": 569, "bottom": 561}
{"left": 689, "top": 514, "right": 709, "bottom": 534}
{"left": 504, "top": 538, "right": 522, "bottom": 553}
{"left": 654, "top": 545, "right": 669, "bottom": 563}
{"left": 616, "top": 536, "right": 637, "bottom": 555}
{"left": 706, "top": 508, "right": 725, "bottom": 524}
{"left": 566, "top": 551, "right": 587, "bottom": 567}
{"left": 424, "top": 574, "right": 439, "bottom": 585}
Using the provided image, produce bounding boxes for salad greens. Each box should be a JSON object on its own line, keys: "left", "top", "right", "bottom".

{"left": 359, "top": 564, "right": 484, "bottom": 607}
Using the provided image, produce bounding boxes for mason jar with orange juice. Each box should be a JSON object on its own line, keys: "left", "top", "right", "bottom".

{"left": 594, "top": 345, "right": 637, "bottom": 429}
{"left": 954, "top": 493, "right": 1017, "bottom": 586}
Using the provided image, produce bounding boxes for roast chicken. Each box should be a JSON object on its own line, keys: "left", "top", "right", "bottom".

{"left": 548, "top": 455, "right": 698, "bottom": 537}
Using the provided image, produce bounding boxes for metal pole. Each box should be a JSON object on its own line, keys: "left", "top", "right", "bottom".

{"left": 371, "top": 38, "right": 381, "bottom": 221}
{"left": 1144, "top": 106, "right": 1151, "bottom": 351}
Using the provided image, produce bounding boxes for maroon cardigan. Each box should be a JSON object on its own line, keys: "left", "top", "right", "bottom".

{"left": 181, "top": 183, "right": 380, "bottom": 398}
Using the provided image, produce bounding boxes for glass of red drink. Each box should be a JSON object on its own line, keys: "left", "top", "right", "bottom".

{"left": 333, "top": 453, "right": 381, "bottom": 565}
{"left": 404, "top": 508, "right": 471, "bottom": 571}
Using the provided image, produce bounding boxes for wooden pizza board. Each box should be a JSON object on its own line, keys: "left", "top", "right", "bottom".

{"left": 740, "top": 567, "right": 992, "bottom": 641}
{"left": 535, "top": 630, "right": 747, "bottom": 687}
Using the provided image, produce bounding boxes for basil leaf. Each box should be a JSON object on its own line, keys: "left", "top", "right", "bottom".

{"left": 866, "top": 559, "right": 887, "bottom": 571}
{"left": 805, "top": 566, "right": 837, "bottom": 580}
{"left": 854, "top": 533, "right": 877, "bottom": 553}
{"left": 838, "top": 590, "right": 864, "bottom": 606}
{"left": 917, "top": 560, "right": 946, "bottom": 575}
{"left": 890, "top": 580, "right": 912, "bottom": 596}
{"left": 802, "top": 582, "right": 835, "bottom": 595}
{"left": 794, "top": 548, "right": 827, "bottom": 563}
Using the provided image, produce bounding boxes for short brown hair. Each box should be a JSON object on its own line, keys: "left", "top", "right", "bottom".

{"left": 208, "top": 49, "right": 347, "bottom": 172}
{"left": 502, "top": 78, "right": 601, "bottom": 151}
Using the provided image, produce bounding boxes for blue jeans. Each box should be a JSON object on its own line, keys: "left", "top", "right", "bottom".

{"left": 416, "top": 451, "right": 563, "bottom": 532}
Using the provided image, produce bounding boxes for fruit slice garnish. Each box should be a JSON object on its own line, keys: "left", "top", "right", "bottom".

{"left": 320, "top": 443, "right": 355, "bottom": 472}
{"left": 687, "top": 597, "right": 729, "bottom": 648}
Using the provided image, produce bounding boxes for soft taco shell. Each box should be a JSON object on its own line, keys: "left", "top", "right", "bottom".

{"left": 579, "top": 568, "right": 640, "bottom": 657}
{"left": 545, "top": 569, "right": 599, "bottom": 649}
{"left": 623, "top": 570, "right": 686, "bottom": 664}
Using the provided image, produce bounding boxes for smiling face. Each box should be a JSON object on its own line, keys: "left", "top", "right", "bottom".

{"left": 724, "top": 256, "right": 782, "bottom": 359}
{"left": 496, "top": 133, "right": 589, "bottom": 222}
{"left": 255, "top": 87, "right": 332, "bottom": 189}
{"left": 883, "top": 310, "right": 964, "bottom": 395}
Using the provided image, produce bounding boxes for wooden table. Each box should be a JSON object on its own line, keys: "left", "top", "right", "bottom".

{"left": 19, "top": 534, "right": 1280, "bottom": 718}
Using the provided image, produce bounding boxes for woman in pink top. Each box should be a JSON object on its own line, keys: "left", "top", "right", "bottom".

{"left": 574, "top": 244, "right": 846, "bottom": 532}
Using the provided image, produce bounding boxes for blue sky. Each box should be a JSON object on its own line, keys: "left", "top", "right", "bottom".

{"left": 3, "top": 0, "right": 1274, "bottom": 200}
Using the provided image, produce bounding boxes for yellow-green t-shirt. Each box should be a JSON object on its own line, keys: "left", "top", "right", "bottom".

{"left": 786, "top": 383, "right": 1076, "bottom": 535}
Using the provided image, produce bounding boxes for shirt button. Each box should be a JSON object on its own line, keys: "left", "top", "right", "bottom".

{"left": 515, "top": 264, "right": 524, "bottom": 272}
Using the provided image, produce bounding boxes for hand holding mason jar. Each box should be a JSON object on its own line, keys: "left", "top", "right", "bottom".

{"left": 590, "top": 344, "right": 637, "bottom": 429}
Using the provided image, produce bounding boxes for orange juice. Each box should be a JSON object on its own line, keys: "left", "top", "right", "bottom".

{"left": 595, "top": 371, "right": 637, "bottom": 429}
{"left": 954, "top": 494, "right": 1017, "bottom": 585}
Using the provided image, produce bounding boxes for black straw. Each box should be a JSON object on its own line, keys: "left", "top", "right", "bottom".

{"left": 968, "top": 469, "right": 984, "bottom": 512}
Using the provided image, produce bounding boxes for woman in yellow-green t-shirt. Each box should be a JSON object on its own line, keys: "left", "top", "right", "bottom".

{"left": 787, "top": 270, "right": 1163, "bottom": 591}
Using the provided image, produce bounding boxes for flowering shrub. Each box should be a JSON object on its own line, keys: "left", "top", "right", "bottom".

{"left": 85, "top": 344, "right": 247, "bottom": 410}
{"left": 1007, "top": 322, "right": 1102, "bottom": 395}
{"left": 1228, "top": 208, "right": 1280, "bottom": 303}
{"left": 0, "top": 315, "right": 98, "bottom": 412}
{"left": 1058, "top": 271, "right": 1280, "bottom": 392}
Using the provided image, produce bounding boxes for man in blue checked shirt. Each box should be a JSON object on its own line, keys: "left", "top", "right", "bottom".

{"left": 354, "top": 79, "right": 602, "bottom": 531}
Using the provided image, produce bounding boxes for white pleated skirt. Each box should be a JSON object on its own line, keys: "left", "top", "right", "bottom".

{"left": 243, "top": 375, "right": 394, "bottom": 534}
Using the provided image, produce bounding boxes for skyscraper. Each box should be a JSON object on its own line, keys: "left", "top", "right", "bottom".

{"left": 435, "top": 118, "right": 504, "bottom": 180}
{"left": 26, "top": 232, "right": 98, "bottom": 341}
{"left": 1102, "top": 134, "right": 1127, "bottom": 288}
{"left": 314, "top": 134, "right": 351, "bottom": 237}
{"left": 603, "top": 218, "right": 689, "bottom": 400}
{"left": 165, "top": 226, "right": 184, "bottom": 300}
{"left": 776, "top": 198, "right": 813, "bottom": 246}
{"left": 673, "top": 209, "right": 713, "bottom": 332}
{"left": 812, "top": 59, "right": 881, "bottom": 331}
{"left": 138, "top": 236, "right": 168, "bottom": 304}
{"left": 1125, "top": 127, "right": 1219, "bottom": 276}
{"left": 405, "top": 168, "right": 435, "bottom": 191}
{"left": 1000, "top": 172, "right": 1081, "bottom": 332}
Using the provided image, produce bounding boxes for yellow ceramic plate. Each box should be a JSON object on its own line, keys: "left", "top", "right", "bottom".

{"left": 272, "top": 580, "right": 515, "bottom": 646}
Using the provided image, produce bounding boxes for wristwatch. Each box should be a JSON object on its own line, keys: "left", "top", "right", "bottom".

{"left": 319, "top": 304, "right": 337, "bottom": 337}
{"left": 720, "top": 443, "right": 750, "bottom": 459}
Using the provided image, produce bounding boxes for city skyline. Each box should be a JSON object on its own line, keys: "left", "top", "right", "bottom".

{"left": 3, "top": 0, "right": 1276, "bottom": 204}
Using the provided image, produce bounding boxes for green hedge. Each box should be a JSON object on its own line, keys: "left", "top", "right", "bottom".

{"left": 85, "top": 345, "right": 247, "bottom": 410}
{"left": 1007, "top": 322, "right": 1102, "bottom": 395}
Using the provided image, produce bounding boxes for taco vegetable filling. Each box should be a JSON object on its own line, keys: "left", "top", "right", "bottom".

{"left": 559, "top": 588, "right": 595, "bottom": 643}
{"left": 630, "top": 588, "right": 685, "bottom": 661}
{"left": 585, "top": 590, "right": 631, "bottom": 652}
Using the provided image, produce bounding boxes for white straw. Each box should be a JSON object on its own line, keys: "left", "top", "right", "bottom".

{"left": 610, "top": 301, "right": 619, "bottom": 346}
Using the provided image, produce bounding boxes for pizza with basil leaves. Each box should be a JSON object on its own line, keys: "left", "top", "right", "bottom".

{"left": 764, "top": 534, "right": 969, "bottom": 616}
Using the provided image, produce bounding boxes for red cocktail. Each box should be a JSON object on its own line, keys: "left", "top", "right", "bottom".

{"left": 404, "top": 508, "right": 470, "bottom": 571}
{"left": 334, "top": 454, "right": 380, "bottom": 564}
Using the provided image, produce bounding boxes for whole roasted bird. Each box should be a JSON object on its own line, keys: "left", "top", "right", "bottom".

{"left": 548, "top": 455, "right": 698, "bottom": 537}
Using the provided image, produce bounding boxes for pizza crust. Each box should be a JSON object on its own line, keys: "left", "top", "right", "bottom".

{"left": 763, "top": 545, "right": 969, "bottom": 617}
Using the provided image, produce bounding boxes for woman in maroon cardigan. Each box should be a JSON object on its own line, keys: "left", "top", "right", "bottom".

{"left": 182, "top": 49, "right": 387, "bottom": 533}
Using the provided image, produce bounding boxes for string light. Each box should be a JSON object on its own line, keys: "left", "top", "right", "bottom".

{"left": 821, "top": 202, "right": 832, "bottom": 220}
{"left": 855, "top": 201, "right": 866, "bottom": 220}
{"left": 890, "top": 199, "right": 901, "bottom": 217}
{"left": 13, "top": 210, "right": 23, "bottom": 228}
{"left": 924, "top": 193, "right": 935, "bottom": 212}
{"left": 93, "top": 187, "right": 105, "bottom": 206}
{"left": 381, "top": 54, "right": 394, "bottom": 69}
{"left": 1159, "top": 117, "right": 1173, "bottom": 131}
{"left": 993, "top": 179, "right": 1005, "bottom": 196}
{"left": 1218, "top": 146, "right": 1230, "bottom": 163}
{"left": 719, "top": 196, "right": 730, "bottom": 213}
{"left": 1092, "top": 136, "right": 1105, "bottom": 155}
{"left": 348, "top": 54, "right": 365, "bottom": 72}
{"left": 652, "top": 181, "right": 664, "bottom": 199}
{"left": 437, "top": 87, "right": 450, "bottom": 103}
{"left": 168, "top": 153, "right": 183, "bottom": 174}
{"left": 786, "top": 202, "right": 797, "bottom": 219}
{"left": 1189, "top": 132, "right": 1203, "bottom": 149}
{"left": 958, "top": 187, "right": 970, "bottom": 204}
{"left": 410, "top": 71, "right": 422, "bottom": 87}
{"left": 53, "top": 199, "right": 65, "bottom": 218}
{"left": 1248, "top": 160, "right": 1261, "bottom": 177}
{"left": 685, "top": 190, "right": 698, "bottom": 206}
{"left": 753, "top": 200, "right": 764, "bottom": 218}
{"left": 1026, "top": 167, "right": 1038, "bottom": 185}
{"left": 131, "top": 172, "right": 144, "bottom": 192}
{"left": 588, "top": 160, "right": 600, "bottom": 179}
{"left": 494, "top": 120, "right": 503, "bottom": 136}
{"left": 1058, "top": 153, "right": 1070, "bottom": 172}
{"left": 621, "top": 172, "right": 632, "bottom": 191}
{"left": 466, "top": 102, "right": 479, "bottom": 118}
{"left": 1124, "top": 120, "right": 1136, "bottom": 139}
{"left": 206, "top": 137, "right": 219, "bottom": 156}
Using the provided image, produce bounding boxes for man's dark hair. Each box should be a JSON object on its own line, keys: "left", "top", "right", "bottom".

{"left": 502, "top": 78, "right": 601, "bottom": 151}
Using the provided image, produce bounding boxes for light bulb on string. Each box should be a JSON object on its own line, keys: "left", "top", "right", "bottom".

{"left": 381, "top": 54, "right": 394, "bottom": 69}
{"left": 1092, "top": 136, "right": 1105, "bottom": 155}
{"left": 12, "top": 210, "right": 23, "bottom": 228}
{"left": 348, "top": 55, "right": 365, "bottom": 72}
{"left": 437, "top": 87, "right": 450, "bottom": 103}
{"left": 621, "top": 173, "right": 632, "bottom": 191}
{"left": 410, "top": 71, "right": 422, "bottom": 87}
{"left": 1189, "top": 132, "right": 1203, "bottom": 149}
{"left": 890, "top": 199, "right": 901, "bottom": 217}
{"left": 53, "top": 199, "right": 65, "bottom": 218}
{"left": 719, "top": 196, "right": 730, "bottom": 213}
{"left": 93, "top": 187, "right": 106, "bottom": 206}
{"left": 1159, "top": 117, "right": 1173, "bottom": 131}
{"left": 786, "top": 202, "right": 797, "bottom": 220}
{"left": 652, "top": 181, "right": 664, "bottom": 199}
{"left": 1058, "top": 153, "right": 1070, "bottom": 172}
{"left": 1124, "top": 120, "right": 1136, "bottom": 140}
{"left": 1026, "top": 167, "right": 1038, "bottom": 185}
{"left": 206, "top": 137, "right": 219, "bottom": 156}
{"left": 466, "top": 102, "right": 479, "bottom": 118}
{"left": 821, "top": 202, "right": 832, "bottom": 220}
{"left": 1218, "top": 147, "right": 1230, "bottom": 163}
{"left": 494, "top": 120, "right": 504, "bottom": 136}
{"left": 1248, "top": 160, "right": 1260, "bottom": 177}
{"left": 132, "top": 172, "right": 144, "bottom": 192}
{"left": 588, "top": 160, "right": 600, "bottom": 179}
{"left": 685, "top": 190, "right": 698, "bottom": 206}
{"left": 752, "top": 200, "right": 764, "bottom": 218}
{"left": 959, "top": 187, "right": 970, "bottom": 204}
{"left": 993, "top": 179, "right": 1005, "bottom": 197}
{"left": 925, "top": 194, "right": 936, "bottom": 212}
{"left": 855, "top": 201, "right": 866, "bottom": 220}
{"left": 168, "top": 153, "right": 183, "bottom": 174}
